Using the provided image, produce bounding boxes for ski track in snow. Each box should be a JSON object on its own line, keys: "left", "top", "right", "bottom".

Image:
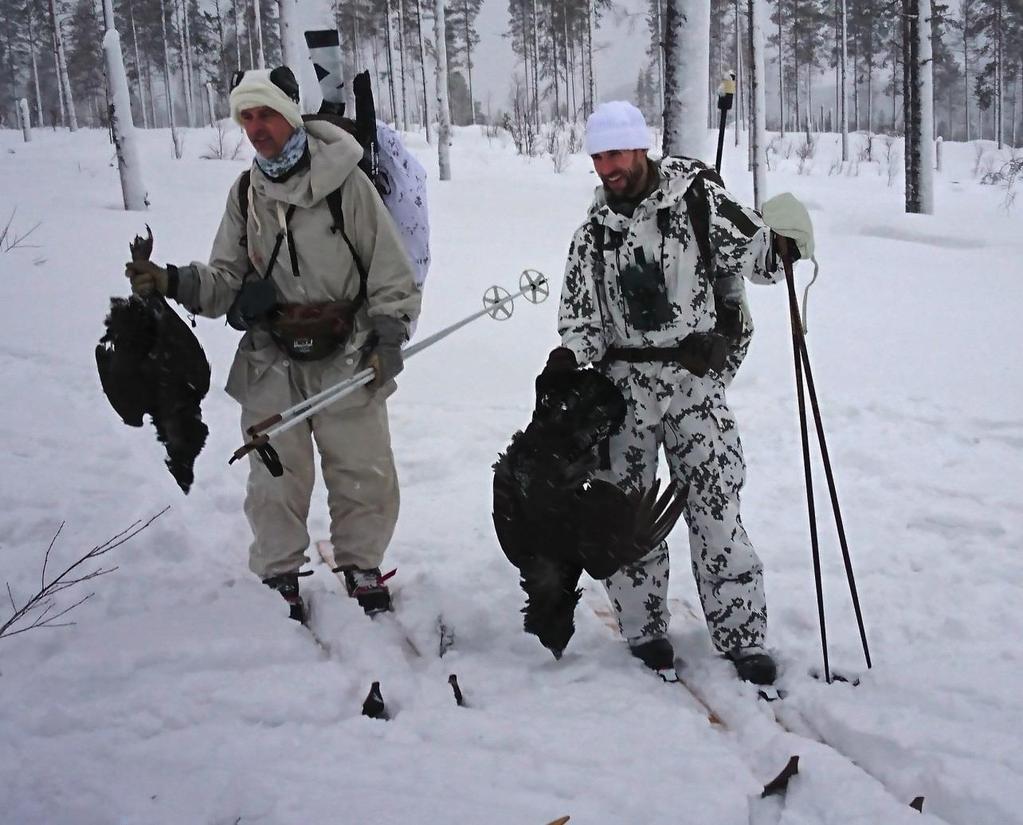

{"left": 1, "top": 126, "right": 1021, "bottom": 824}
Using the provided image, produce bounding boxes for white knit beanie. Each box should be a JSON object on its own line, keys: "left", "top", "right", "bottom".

{"left": 230, "top": 69, "right": 304, "bottom": 129}
{"left": 584, "top": 101, "right": 651, "bottom": 155}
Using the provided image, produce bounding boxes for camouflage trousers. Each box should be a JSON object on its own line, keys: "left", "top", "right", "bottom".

{"left": 599, "top": 369, "right": 767, "bottom": 656}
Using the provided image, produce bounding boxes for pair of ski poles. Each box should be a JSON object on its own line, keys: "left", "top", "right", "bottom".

{"left": 228, "top": 269, "right": 550, "bottom": 475}
{"left": 715, "top": 72, "right": 870, "bottom": 683}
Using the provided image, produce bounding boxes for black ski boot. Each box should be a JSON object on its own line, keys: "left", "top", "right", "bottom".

{"left": 729, "top": 650, "right": 778, "bottom": 685}
{"left": 337, "top": 566, "right": 394, "bottom": 616}
{"left": 262, "top": 571, "right": 310, "bottom": 623}
{"left": 629, "top": 637, "right": 676, "bottom": 672}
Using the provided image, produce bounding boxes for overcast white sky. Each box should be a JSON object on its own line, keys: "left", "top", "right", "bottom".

{"left": 460, "top": 0, "right": 652, "bottom": 112}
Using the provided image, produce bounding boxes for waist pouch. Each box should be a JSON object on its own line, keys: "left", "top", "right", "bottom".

{"left": 270, "top": 301, "right": 357, "bottom": 361}
{"left": 602, "top": 332, "right": 733, "bottom": 378}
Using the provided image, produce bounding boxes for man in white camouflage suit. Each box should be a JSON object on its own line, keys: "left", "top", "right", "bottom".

{"left": 545, "top": 101, "right": 811, "bottom": 685}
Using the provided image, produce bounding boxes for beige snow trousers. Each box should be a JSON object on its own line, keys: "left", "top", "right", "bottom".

{"left": 241, "top": 358, "right": 399, "bottom": 581}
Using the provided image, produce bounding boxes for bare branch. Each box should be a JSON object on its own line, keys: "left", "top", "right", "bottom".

{"left": 1, "top": 509, "right": 168, "bottom": 641}
{"left": 0, "top": 208, "right": 42, "bottom": 253}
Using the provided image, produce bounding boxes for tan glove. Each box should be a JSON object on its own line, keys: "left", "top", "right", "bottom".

{"left": 761, "top": 193, "right": 815, "bottom": 262}
{"left": 124, "top": 260, "right": 169, "bottom": 297}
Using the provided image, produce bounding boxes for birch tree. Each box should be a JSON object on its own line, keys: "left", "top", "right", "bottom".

{"left": 49, "top": 0, "right": 78, "bottom": 129}
{"left": 663, "top": 0, "right": 710, "bottom": 158}
{"left": 102, "top": 0, "right": 148, "bottom": 209}
{"left": 433, "top": 0, "right": 451, "bottom": 178}
{"left": 748, "top": 0, "right": 767, "bottom": 207}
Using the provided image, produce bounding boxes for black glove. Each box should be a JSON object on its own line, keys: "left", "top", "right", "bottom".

{"left": 365, "top": 316, "right": 406, "bottom": 390}
{"left": 541, "top": 347, "right": 577, "bottom": 376}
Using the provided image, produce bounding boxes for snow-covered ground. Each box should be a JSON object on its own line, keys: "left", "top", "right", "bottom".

{"left": 1, "top": 122, "right": 1020, "bottom": 825}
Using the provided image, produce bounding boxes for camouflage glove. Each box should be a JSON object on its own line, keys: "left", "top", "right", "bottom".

{"left": 125, "top": 260, "right": 169, "bottom": 297}
{"left": 365, "top": 316, "right": 407, "bottom": 390}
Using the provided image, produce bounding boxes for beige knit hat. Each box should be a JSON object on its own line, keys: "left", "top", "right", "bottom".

{"left": 229, "top": 67, "right": 303, "bottom": 128}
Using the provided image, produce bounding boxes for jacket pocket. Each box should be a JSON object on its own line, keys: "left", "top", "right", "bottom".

{"left": 225, "top": 330, "right": 286, "bottom": 407}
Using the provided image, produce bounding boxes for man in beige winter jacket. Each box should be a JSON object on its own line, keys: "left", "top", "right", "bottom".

{"left": 126, "top": 67, "right": 421, "bottom": 621}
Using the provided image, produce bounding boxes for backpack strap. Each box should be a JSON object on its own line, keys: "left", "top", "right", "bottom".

{"left": 681, "top": 168, "right": 724, "bottom": 277}
{"left": 326, "top": 185, "right": 369, "bottom": 309}
{"left": 237, "top": 170, "right": 251, "bottom": 248}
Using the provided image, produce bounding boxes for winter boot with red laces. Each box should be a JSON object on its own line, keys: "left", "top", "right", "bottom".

{"left": 336, "top": 566, "right": 395, "bottom": 616}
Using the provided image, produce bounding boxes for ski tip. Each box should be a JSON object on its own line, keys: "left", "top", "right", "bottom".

{"left": 448, "top": 673, "right": 465, "bottom": 707}
{"left": 909, "top": 796, "right": 925, "bottom": 812}
{"left": 544, "top": 817, "right": 571, "bottom": 825}
{"left": 361, "top": 680, "right": 389, "bottom": 720}
{"left": 760, "top": 755, "right": 800, "bottom": 798}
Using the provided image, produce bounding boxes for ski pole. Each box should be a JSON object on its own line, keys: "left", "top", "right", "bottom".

{"left": 779, "top": 238, "right": 871, "bottom": 683}
{"left": 230, "top": 270, "right": 550, "bottom": 473}
{"left": 715, "top": 71, "right": 736, "bottom": 174}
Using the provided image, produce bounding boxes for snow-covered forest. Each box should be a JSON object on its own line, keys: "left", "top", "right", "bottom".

{"left": 0, "top": 0, "right": 1020, "bottom": 145}
{"left": 1, "top": 0, "right": 1022, "bottom": 821}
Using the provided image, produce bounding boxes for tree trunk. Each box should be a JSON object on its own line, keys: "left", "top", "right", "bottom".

{"left": 663, "top": 0, "right": 710, "bottom": 157}
{"left": 26, "top": 3, "right": 44, "bottom": 126}
{"left": 252, "top": 0, "right": 265, "bottom": 68}
{"left": 748, "top": 0, "right": 768, "bottom": 206}
{"left": 183, "top": 0, "right": 196, "bottom": 121}
{"left": 102, "top": 0, "right": 148, "bottom": 209}
{"left": 735, "top": 0, "right": 741, "bottom": 145}
{"left": 233, "top": 0, "right": 242, "bottom": 69}
{"left": 585, "top": 0, "right": 595, "bottom": 116}
{"left": 398, "top": 0, "right": 409, "bottom": 129}
{"left": 903, "top": 0, "right": 919, "bottom": 211}
{"left": 175, "top": 0, "right": 194, "bottom": 125}
{"left": 655, "top": 0, "right": 665, "bottom": 119}
{"left": 531, "top": 0, "right": 541, "bottom": 126}
{"left": 49, "top": 0, "right": 78, "bottom": 130}
{"left": 917, "top": 0, "right": 933, "bottom": 211}
{"left": 416, "top": 0, "right": 431, "bottom": 140}
{"left": 383, "top": 0, "right": 399, "bottom": 125}
{"left": 995, "top": 0, "right": 1003, "bottom": 148}
{"left": 777, "top": 3, "right": 784, "bottom": 133}
{"left": 159, "top": 0, "right": 180, "bottom": 149}
{"left": 19, "top": 98, "right": 32, "bottom": 139}
{"left": 465, "top": 0, "right": 476, "bottom": 123}
{"left": 127, "top": 0, "right": 149, "bottom": 127}
{"left": 840, "top": 0, "right": 848, "bottom": 159}
{"left": 433, "top": 0, "right": 451, "bottom": 178}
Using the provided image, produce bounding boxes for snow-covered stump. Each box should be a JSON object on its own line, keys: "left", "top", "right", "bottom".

{"left": 102, "top": 1, "right": 148, "bottom": 211}
{"left": 18, "top": 99, "right": 31, "bottom": 142}
{"left": 206, "top": 82, "right": 216, "bottom": 127}
{"left": 433, "top": 0, "right": 452, "bottom": 181}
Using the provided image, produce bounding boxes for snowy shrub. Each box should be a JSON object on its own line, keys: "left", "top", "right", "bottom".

{"left": 994, "top": 155, "right": 1023, "bottom": 209}
{"left": 171, "top": 129, "right": 185, "bottom": 160}
{"left": 545, "top": 122, "right": 571, "bottom": 173}
{"left": 796, "top": 134, "right": 816, "bottom": 175}
{"left": 201, "top": 121, "right": 245, "bottom": 161}
{"left": 0, "top": 208, "right": 40, "bottom": 254}
{"left": 973, "top": 142, "right": 986, "bottom": 177}
{"left": 883, "top": 138, "right": 901, "bottom": 188}
{"left": 566, "top": 122, "right": 583, "bottom": 154}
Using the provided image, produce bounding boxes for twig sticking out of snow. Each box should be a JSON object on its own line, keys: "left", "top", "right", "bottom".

{"left": 1, "top": 508, "right": 169, "bottom": 640}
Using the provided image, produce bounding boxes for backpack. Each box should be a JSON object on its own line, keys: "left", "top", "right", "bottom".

{"left": 237, "top": 71, "right": 430, "bottom": 293}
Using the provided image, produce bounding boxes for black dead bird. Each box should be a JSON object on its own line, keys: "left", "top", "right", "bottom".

{"left": 95, "top": 227, "right": 211, "bottom": 492}
{"left": 493, "top": 368, "right": 686, "bottom": 658}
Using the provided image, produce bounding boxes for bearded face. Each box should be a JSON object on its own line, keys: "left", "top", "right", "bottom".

{"left": 591, "top": 149, "right": 649, "bottom": 198}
